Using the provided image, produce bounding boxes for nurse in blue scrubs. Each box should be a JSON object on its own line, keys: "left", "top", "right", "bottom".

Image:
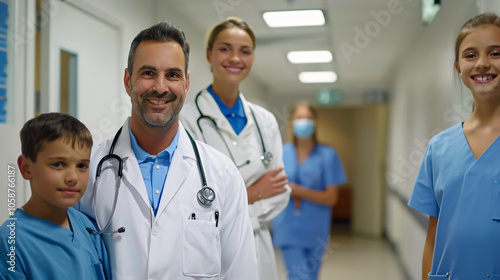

{"left": 273, "top": 102, "right": 346, "bottom": 280}
{"left": 409, "top": 13, "right": 500, "bottom": 280}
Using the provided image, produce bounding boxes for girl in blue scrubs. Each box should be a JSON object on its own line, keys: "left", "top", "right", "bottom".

{"left": 273, "top": 102, "right": 346, "bottom": 280}
{"left": 409, "top": 13, "right": 500, "bottom": 280}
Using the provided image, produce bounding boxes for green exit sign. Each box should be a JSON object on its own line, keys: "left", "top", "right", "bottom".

{"left": 317, "top": 89, "right": 343, "bottom": 105}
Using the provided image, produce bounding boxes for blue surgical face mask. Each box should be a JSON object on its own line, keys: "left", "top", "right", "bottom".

{"left": 293, "top": 119, "right": 315, "bottom": 139}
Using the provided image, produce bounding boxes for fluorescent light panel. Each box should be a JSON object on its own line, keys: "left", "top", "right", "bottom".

{"left": 299, "top": 71, "right": 337, "bottom": 83}
{"left": 287, "top": 50, "right": 333, "bottom": 64}
{"left": 263, "top": 10, "right": 325, "bottom": 28}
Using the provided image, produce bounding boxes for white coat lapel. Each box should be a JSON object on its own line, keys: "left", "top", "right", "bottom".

{"left": 112, "top": 118, "right": 151, "bottom": 209}
{"left": 236, "top": 94, "right": 255, "bottom": 136}
{"left": 155, "top": 125, "right": 197, "bottom": 219}
{"left": 199, "top": 90, "right": 235, "bottom": 135}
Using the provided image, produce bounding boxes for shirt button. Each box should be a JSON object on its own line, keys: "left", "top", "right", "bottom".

{"left": 155, "top": 189, "right": 160, "bottom": 195}
{"left": 495, "top": 180, "right": 498, "bottom": 184}
{"left": 232, "top": 141, "right": 237, "bottom": 146}
{"left": 156, "top": 165, "right": 160, "bottom": 170}
{"left": 487, "top": 274, "right": 491, "bottom": 278}
{"left": 231, "top": 113, "right": 235, "bottom": 117}
{"left": 152, "top": 228, "right": 159, "bottom": 236}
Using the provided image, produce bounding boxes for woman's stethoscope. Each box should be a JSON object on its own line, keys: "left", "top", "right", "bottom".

{"left": 195, "top": 91, "right": 273, "bottom": 168}
{"left": 86, "top": 126, "right": 215, "bottom": 235}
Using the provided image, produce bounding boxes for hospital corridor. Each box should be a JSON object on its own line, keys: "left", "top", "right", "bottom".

{"left": 1, "top": 0, "right": 500, "bottom": 279}
{"left": 274, "top": 224, "right": 407, "bottom": 279}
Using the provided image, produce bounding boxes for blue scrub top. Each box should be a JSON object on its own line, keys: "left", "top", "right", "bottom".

{"left": 0, "top": 208, "right": 110, "bottom": 280}
{"left": 273, "top": 143, "right": 346, "bottom": 248}
{"left": 409, "top": 123, "right": 500, "bottom": 279}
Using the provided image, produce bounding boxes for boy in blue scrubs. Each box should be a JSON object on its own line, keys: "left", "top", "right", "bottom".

{"left": 0, "top": 113, "right": 110, "bottom": 279}
{"left": 409, "top": 13, "right": 500, "bottom": 280}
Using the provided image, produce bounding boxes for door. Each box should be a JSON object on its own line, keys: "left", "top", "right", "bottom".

{"left": 40, "top": 0, "right": 127, "bottom": 144}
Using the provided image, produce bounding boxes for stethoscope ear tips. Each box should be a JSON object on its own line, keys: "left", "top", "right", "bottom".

{"left": 197, "top": 186, "right": 216, "bottom": 206}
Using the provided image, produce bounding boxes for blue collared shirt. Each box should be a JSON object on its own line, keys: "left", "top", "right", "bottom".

{"left": 129, "top": 125, "right": 179, "bottom": 216}
{"left": 207, "top": 85, "right": 247, "bottom": 135}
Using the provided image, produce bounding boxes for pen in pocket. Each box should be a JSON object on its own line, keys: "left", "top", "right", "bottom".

{"left": 215, "top": 210, "right": 219, "bottom": 227}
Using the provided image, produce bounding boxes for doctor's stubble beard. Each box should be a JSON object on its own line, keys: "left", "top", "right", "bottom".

{"left": 131, "top": 90, "right": 186, "bottom": 128}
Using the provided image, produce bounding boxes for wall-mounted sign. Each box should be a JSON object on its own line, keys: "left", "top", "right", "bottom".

{"left": 362, "top": 89, "right": 389, "bottom": 104}
{"left": 317, "top": 88, "right": 344, "bottom": 105}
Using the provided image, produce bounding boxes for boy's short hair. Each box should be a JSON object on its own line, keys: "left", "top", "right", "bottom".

{"left": 20, "top": 113, "right": 93, "bottom": 162}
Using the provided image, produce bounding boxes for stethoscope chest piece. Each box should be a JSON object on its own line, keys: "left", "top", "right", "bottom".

{"left": 261, "top": 151, "right": 273, "bottom": 166}
{"left": 197, "top": 186, "right": 216, "bottom": 206}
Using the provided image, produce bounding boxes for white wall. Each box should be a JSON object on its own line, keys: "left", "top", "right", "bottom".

{"left": 385, "top": 0, "right": 480, "bottom": 279}
{"left": 352, "top": 105, "right": 387, "bottom": 237}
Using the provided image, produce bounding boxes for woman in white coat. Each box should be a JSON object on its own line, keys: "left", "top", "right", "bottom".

{"left": 180, "top": 17, "right": 291, "bottom": 280}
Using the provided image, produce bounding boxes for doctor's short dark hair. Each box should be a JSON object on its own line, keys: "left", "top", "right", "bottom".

{"left": 127, "top": 21, "right": 190, "bottom": 76}
{"left": 20, "top": 113, "right": 93, "bottom": 162}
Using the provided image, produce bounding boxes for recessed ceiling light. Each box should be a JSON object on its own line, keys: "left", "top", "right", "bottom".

{"left": 287, "top": 50, "right": 333, "bottom": 64}
{"left": 263, "top": 10, "right": 325, "bottom": 28}
{"left": 298, "top": 71, "right": 337, "bottom": 83}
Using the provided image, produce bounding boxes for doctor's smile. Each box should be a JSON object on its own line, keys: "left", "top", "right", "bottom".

{"left": 146, "top": 98, "right": 170, "bottom": 105}
{"left": 142, "top": 91, "right": 177, "bottom": 106}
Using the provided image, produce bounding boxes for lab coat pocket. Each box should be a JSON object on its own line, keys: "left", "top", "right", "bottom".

{"left": 183, "top": 219, "right": 221, "bottom": 277}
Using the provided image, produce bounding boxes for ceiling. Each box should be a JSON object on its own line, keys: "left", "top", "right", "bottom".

{"left": 164, "top": 0, "right": 424, "bottom": 104}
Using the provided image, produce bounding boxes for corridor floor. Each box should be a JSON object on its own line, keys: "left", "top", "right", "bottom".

{"left": 274, "top": 225, "right": 407, "bottom": 280}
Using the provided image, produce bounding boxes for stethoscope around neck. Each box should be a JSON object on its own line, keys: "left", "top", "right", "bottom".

{"left": 86, "top": 126, "right": 215, "bottom": 235}
{"left": 194, "top": 90, "right": 273, "bottom": 168}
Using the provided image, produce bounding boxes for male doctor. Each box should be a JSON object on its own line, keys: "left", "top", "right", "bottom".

{"left": 76, "top": 21, "right": 258, "bottom": 279}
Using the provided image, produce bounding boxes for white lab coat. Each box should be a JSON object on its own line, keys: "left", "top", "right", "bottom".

{"left": 76, "top": 118, "right": 258, "bottom": 280}
{"left": 180, "top": 89, "right": 291, "bottom": 280}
